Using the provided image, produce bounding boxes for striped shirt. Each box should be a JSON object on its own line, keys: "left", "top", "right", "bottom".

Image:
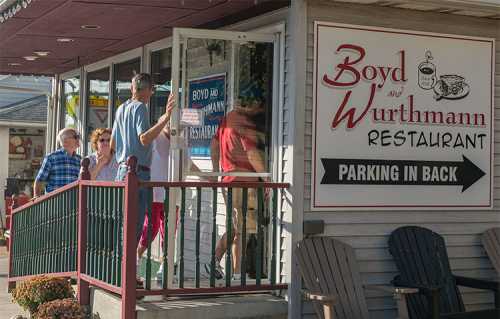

{"left": 35, "top": 148, "right": 82, "bottom": 193}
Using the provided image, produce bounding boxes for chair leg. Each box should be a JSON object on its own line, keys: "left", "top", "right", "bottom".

{"left": 429, "top": 290, "right": 440, "bottom": 319}
{"left": 322, "top": 302, "right": 335, "bottom": 319}
{"left": 394, "top": 293, "right": 410, "bottom": 319}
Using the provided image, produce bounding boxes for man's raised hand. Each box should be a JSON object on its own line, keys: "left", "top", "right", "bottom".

{"left": 165, "top": 93, "right": 176, "bottom": 117}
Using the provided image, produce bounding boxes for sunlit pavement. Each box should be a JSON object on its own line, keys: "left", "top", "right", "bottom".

{"left": 0, "top": 247, "right": 26, "bottom": 319}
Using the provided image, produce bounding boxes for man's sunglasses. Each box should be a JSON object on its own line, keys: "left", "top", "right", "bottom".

{"left": 99, "top": 138, "right": 110, "bottom": 143}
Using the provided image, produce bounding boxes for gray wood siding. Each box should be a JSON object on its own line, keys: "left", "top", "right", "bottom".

{"left": 302, "top": 2, "right": 500, "bottom": 318}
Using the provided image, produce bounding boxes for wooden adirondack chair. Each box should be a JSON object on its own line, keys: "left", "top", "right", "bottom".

{"left": 389, "top": 226, "right": 500, "bottom": 319}
{"left": 295, "top": 237, "right": 418, "bottom": 319}
{"left": 482, "top": 228, "right": 500, "bottom": 276}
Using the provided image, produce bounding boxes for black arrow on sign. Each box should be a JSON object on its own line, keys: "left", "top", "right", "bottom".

{"left": 321, "top": 155, "right": 485, "bottom": 192}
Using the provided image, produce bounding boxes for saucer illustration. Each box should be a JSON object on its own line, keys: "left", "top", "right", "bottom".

{"left": 433, "top": 75, "right": 470, "bottom": 101}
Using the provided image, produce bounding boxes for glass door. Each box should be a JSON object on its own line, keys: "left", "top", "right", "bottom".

{"left": 171, "top": 28, "right": 277, "bottom": 182}
{"left": 167, "top": 28, "right": 279, "bottom": 287}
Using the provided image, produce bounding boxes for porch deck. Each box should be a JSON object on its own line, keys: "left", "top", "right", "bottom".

{"left": 91, "top": 288, "right": 288, "bottom": 319}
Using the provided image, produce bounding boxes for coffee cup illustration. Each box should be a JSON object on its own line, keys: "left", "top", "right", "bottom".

{"left": 418, "top": 50, "right": 437, "bottom": 90}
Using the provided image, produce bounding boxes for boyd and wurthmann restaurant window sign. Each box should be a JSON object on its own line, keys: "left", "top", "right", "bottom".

{"left": 312, "top": 22, "right": 495, "bottom": 210}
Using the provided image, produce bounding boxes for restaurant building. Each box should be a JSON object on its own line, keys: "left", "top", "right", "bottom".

{"left": 2, "top": 0, "right": 499, "bottom": 318}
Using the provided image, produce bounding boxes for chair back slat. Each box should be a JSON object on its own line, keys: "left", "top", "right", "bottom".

{"left": 389, "top": 226, "right": 465, "bottom": 319}
{"left": 295, "top": 237, "right": 369, "bottom": 319}
{"left": 482, "top": 228, "right": 500, "bottom": 275}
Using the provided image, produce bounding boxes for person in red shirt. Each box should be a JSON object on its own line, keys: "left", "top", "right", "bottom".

{"left": 206, "top": 95, "right": 267, "bottom": 280}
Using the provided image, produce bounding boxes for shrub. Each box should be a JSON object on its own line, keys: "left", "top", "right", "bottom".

{"left": 36, "top": 298, "right": 85, "bottom": 319}
{"left": 11, "top": 276, "right": 74, "bottom": 315}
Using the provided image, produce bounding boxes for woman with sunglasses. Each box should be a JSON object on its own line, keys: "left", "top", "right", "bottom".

{"left": 88, "top": 128, "right": 119, "bottom": 180}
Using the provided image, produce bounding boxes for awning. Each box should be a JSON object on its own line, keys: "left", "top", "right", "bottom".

{"left": 0, "top": 0, "right": 289, "bottom": 76}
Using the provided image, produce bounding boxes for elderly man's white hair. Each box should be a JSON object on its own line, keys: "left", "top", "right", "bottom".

{"left": 57, "top": 128, "right": 78, "bottom": 147}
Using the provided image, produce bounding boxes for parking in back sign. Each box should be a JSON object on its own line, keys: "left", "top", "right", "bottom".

{"left": 312, "top": 22, "right": 495, "bottom": 210}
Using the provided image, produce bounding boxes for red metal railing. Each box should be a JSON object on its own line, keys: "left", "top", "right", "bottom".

{"left": 8, "top": 156, "right": 290, "bottom": 319}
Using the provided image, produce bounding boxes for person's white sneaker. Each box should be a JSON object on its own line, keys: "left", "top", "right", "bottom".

{"left": 232, "top": 273, "right": 241, "bottom": 281}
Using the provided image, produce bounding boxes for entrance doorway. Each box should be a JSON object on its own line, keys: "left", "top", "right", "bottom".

{"left": 165, "top": 28, "right": 280, "bottom": 285}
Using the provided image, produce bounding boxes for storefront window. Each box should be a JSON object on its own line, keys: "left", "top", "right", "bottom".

{"left": 61, "top": 77, "right": 80, "bottom": 129}
{"left": 113, "top": 58, "right": 141, "bottom": 118}
{"left": 150, "top": 48, "right": 172, "bottom": 123}
{"left": 86, "top": 67, "right": 110, "bottom": 153}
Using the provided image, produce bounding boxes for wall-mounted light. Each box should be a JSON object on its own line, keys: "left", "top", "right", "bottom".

{"left": 7, "top": 62, "right": 21, "bottom": 66}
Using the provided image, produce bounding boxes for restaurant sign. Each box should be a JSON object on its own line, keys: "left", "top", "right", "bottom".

{"left": 187, "top": 73, "right": 226, "bottom": 157}
{"left": 312, "top": 22, "right": 495, "bottom": 210}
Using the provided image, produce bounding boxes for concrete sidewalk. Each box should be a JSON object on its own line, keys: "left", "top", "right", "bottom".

{"left": 0, "top": 247, "right": 26, "bottom": 319}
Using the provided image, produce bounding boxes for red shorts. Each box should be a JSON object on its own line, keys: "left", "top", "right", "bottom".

{"left": 139, "top": 202, "right": 179, "bottom": 248}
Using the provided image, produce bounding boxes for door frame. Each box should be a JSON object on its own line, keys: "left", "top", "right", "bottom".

{"left": 163, "top": 27, "right": 283, "bottom": 287}
{"left": 171, "top": 27, "right": 279, "bottom": 180}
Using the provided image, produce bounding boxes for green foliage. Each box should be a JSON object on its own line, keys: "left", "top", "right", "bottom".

{"left": 36, "top": 298, "right": 85, "bottom": 319}
{"left": 11, "top": 276, "right": 74, "bottom": 315}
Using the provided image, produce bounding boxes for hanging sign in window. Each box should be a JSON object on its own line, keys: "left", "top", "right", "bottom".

{"left": 187, "top": 73, "right": 226, "bottom": 157}
{"left": 312, "top": 22, "right": 494, "bottom": 210}
{"left": 180, "top": 108, "right": 203, "bottom": 127}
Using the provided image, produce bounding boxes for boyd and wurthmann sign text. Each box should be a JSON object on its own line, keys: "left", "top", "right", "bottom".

{"left": 312, "top": 22, "right": 495, "bottom": 210}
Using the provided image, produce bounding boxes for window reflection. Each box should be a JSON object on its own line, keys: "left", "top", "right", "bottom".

{"left": 234, "top": 42, "right": 274, "bottom": 170}
{"left": 181, "top": 38, "right": 274, "bottom": 174}
{"left": 62, "top": 77, "right": 80, "bottom": 129}
{"left": 113, "top": 58, "right": 140, "bottom": 115}
{"left": 150, "top": 48, "right": 172, "bottom": 123}
{"left": 86, "top": 68, "right": 110, "bottom": 153}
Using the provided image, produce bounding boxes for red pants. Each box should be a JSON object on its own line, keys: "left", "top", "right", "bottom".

{"left": 139, "top": 202, "right": 178, "bottom": 248}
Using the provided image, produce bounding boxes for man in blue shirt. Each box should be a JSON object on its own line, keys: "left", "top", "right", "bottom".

{"left": 34, "top": 128, "right": 82, "bottom": 197}
{"left": 111, "top": 73, "right": 175, "bottom": 245}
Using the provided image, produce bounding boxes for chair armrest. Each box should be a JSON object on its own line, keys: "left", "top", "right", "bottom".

{"left": 454, "top": 275, "right": 500, "bottom": 292}
{"left": 392, "top": 276, "right": 441, "bottom": 296}
{"left": 364, "top": 284, "right": 419, "bottom": 295}
{"left": 365, "top": 285, "right": 419, "bottom": 319}
{"left": 392, "top": 276, "right": 441, "bottom": 319}
{"left": 301, "top": 289, "right": 338, "bottom": 303}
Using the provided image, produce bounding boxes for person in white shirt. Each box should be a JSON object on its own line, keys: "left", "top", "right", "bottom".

{"left": 137, "top": 127, "right": 175, "bottom": 281}
{"left": 136, "top": 125, "right": 203, "bottom": 282}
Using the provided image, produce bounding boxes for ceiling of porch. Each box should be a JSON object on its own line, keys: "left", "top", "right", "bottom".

{"left": 0, "top": 0, "right": 289, "bottom": 76}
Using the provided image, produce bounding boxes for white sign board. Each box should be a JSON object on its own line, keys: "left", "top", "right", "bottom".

{"left": 312, "top": 22, "right": 495, "bottom": 210}
{"left": 180, "top": 108, "right": 203, "bottom": 127}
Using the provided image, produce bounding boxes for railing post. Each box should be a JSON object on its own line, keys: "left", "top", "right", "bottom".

{"left": 122, "top": 156, "right": 139, "bottom": 319}
{"left": 78, "top": 158, "right": 90, "bottom": 305}
{"left": 7, "top": 195, "right": 17, "bottom": 292}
